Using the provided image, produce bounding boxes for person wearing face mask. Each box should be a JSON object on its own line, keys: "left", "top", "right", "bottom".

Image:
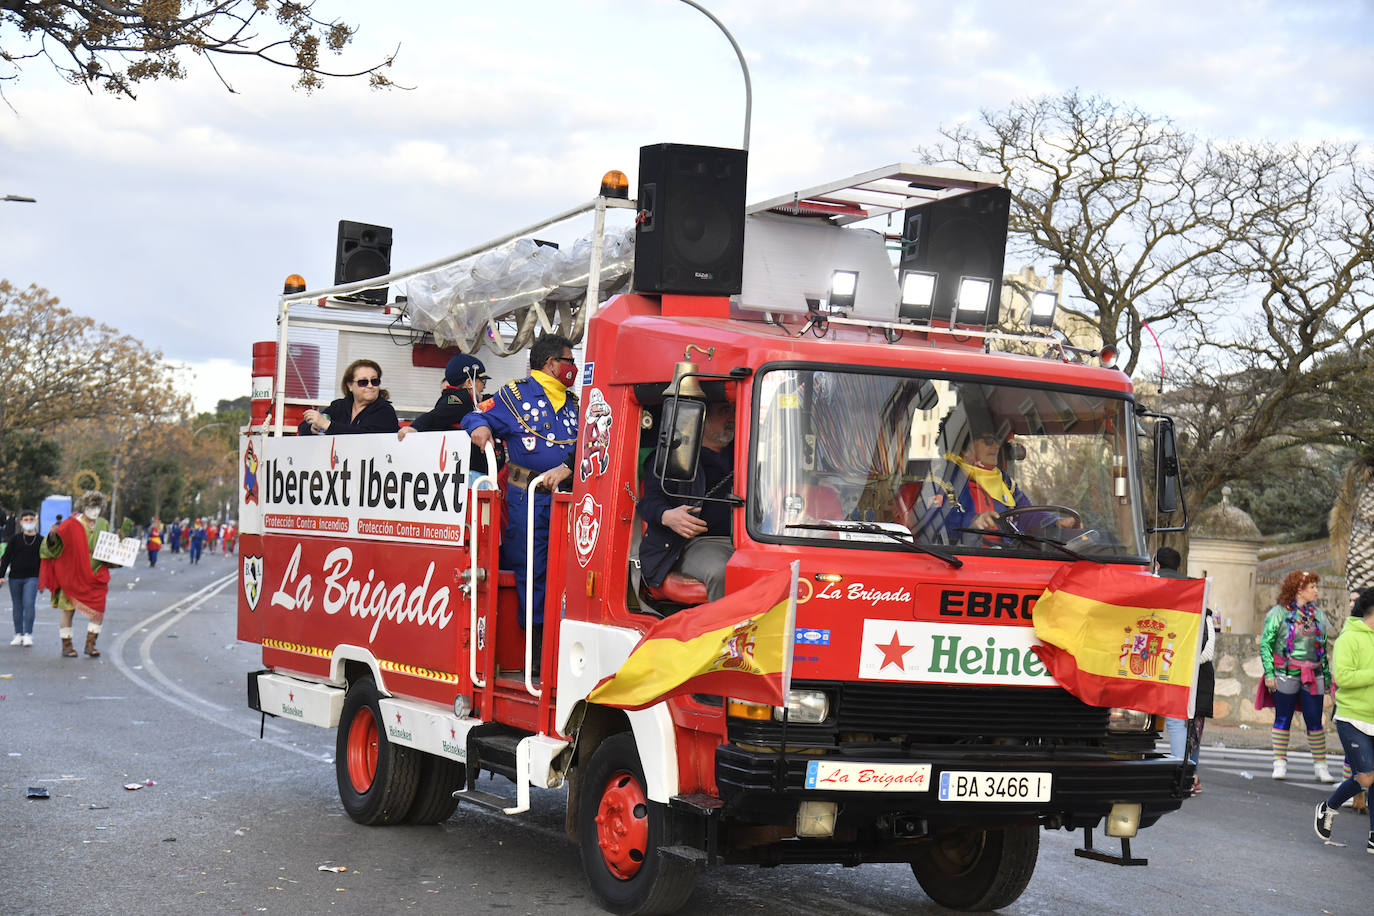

{"left": 1, "top": 509, "right": 43, "bottom": 646}
{"left": 38, "top": 491, "right": 132, "bottom": 658}
{"left": 639, "top": 399, "right": 737, "bottom": 603}
{"left": 398, "top": 353, "right": 502, "bottom": 482}
{"left": 299, "top": 358, "right": 401, "bottom": 435}
{"left": 461, "top": 334, "right": 579, "bottom": 673}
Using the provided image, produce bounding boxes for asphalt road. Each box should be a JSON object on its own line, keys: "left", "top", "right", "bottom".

{"left": 2, "top": 551, "right": 1369, "bottom": 916}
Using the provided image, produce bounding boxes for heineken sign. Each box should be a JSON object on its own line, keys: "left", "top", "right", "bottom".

{"left": 857, "top": 620, "right": 1055, "bottom": 687}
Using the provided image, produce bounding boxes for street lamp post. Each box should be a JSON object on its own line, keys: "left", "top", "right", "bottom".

{"left": 676, "top": 0, "right": 752, "bottom": 150}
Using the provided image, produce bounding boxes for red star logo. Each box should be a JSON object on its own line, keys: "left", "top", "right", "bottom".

{"left": 875, "top": 631, "right": 913, "bottom": 671}
{"left": 288, "top": 692, "right": 294, "bottom": 702}
{"left": 395, "top": 711, "right": 402, "bottom": 724}
{"left": 449, "top": 726, "right": 456, "bottom": 739}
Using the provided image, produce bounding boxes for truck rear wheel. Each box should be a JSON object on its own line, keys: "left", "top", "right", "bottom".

{"left": 404, "top": 753, "right": 464, "bottom": 824}
{"left": 910, "top": 823, "right": 1038, "bottom": 911}
{"left": 577, "top": 732, "right": 697, "bottom": 916}
{"left": 335, "top": 676, "right": 419, "bottom": 825}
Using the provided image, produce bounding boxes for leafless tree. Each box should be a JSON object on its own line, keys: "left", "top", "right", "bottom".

{"left": 924, "top": 92, "right": 1374, "bottom": 521}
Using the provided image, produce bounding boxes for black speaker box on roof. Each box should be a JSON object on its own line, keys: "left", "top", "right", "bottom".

{"left": 334, "top": 220, "right": 393, "bottom": 305}
{"left": 899, "top": 187, "right": 1011, "bottom": 324}
{"left": 634, "top": 143, "right": 747, "bottom": 297}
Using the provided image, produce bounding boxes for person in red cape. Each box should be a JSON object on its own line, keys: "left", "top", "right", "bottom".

{"left": 39, "top": 490, "right": 131, "bottom": 658}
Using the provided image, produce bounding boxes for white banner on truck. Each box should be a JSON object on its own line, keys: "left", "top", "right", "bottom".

{"left": 249, "top": 431, "right": 471, "bottom": 546}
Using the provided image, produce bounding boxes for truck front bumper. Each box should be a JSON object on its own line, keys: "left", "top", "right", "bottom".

{"left": 716, "top": 743, "right": 1188, "bottom": 829}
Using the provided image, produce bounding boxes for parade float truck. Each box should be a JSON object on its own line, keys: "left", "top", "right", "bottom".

{"left": 237, "top": 148, "right": 1195, "bottom": 914}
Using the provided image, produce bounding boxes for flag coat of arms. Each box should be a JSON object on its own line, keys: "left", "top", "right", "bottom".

{"left": 1031, "top": 563, "right": 1208, "bottom": 718}
{"left": 586, "top": 563, "right": 799, "bottom": 711}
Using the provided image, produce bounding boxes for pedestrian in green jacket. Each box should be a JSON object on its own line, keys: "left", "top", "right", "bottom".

{"left": 1313, "top": 587, "right": 1374, "bottom": 852}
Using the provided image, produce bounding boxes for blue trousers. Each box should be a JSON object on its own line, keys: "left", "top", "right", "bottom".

{"left": 1273, "top": 686, "right": 1324, "bottom": 731}
{"left": 9, "top": 577, "right": 37, "bottom": 636}
{"left": 499, "top": 483, "right": 551, "bottom": 627}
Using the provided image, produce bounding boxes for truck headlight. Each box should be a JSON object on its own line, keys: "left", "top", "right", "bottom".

{"left": 1107, "top": 707, "right": 1154, "bottom": 733}
{"left": 774, "top": 689, "right": 830, "bottom": 724}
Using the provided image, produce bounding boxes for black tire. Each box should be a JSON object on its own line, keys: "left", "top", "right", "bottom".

{"left": 910, "top": 823, "right": 1039, "bottom": 911}
{"left": 334, "top": 676, "right": 420, "bottom": 825}
{"left": 577, "top": 732, "right": 698, "bottom": 916}
{"left": 404, "top": 753, "right": 465, "bottom": 825}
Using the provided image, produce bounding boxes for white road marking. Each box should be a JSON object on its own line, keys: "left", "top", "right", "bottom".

{"left": 108, "top": 574, "right": 332, "bottom": 762}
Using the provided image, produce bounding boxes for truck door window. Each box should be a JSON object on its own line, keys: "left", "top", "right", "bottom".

{"left": 750, "top": 367, "right": 1147, "bottom": 560}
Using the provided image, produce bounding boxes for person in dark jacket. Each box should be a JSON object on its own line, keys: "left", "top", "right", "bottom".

{"left": 398, "top": 353, "right": 500, "bottom": 478}
{"left": 1, "top": 509, "right": 42, "bottom": 646}
{"left": 638, "top": 400, "right": 736, "bottom": 603}
{"left": 299, "top": 358, "right": 400, "bottom": 435}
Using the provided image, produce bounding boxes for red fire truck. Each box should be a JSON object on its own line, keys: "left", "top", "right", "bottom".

{"left": 237, "top": 156, "right": 1191, "bottom": 914}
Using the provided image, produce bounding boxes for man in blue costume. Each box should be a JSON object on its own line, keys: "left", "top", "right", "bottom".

{"left": 462, "top": 335, "right": 579, "bottom": 668}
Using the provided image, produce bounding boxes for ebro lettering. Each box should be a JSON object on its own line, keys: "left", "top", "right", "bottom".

{"left": 938, "top": 589, "right": 1038, "bottom": 619}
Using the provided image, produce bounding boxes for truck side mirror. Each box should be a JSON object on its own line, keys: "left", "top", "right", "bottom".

{"left": 654, "top": 396, "right": 706, "bottom": 483}
{"left": 1154, "top": 419, "right": 1180, "bottom": 514}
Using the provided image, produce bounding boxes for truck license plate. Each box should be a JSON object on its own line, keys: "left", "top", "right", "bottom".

{"left": 937, "top": 771, "right": 1052, "bottom": 802}
{"left": 804, "top": 760, "right": 932, "bottom": 792}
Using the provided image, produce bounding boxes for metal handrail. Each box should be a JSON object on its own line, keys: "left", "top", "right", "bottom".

{"left": 467, "top": 442, "right": 500, "bottom": 690}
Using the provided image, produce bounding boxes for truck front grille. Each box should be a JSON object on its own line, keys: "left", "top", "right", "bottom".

{"left": 727, "top": 680, "right": 1111, "bottom": 748}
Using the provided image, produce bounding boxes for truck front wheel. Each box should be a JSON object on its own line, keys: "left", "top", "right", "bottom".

{"left": 335, "top": 676, "right": 419, "bottom": 825}
{"left": 909, "top": 823, "right": 1039, "bottom": 911}
{"left": 577, "top": 732, "right": 697, "bottom": 916}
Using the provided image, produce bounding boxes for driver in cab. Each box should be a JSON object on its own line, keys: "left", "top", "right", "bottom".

{"left": 921, "top": 408, "right": 1077, "bottom": 545}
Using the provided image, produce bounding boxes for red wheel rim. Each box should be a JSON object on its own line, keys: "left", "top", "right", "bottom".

{"left": 594, "top": 770, "right": 649, "bottom": 880}
{"left": 346, "top": 707, "right": 379, "bottom": 794}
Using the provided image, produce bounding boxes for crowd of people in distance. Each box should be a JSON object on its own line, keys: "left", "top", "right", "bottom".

{"left": 142, "top": 516, "right": 238, "bottom": 566}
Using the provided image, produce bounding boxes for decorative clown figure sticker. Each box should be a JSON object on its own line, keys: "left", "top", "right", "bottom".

{"left": 574, "top": 493, "right": 603, "bottom": 568}
{"left": 579, "top": 388, "right": 614, "bottom": 481}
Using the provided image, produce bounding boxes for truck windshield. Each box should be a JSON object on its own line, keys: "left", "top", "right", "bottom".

{"left": 750, "top": 367, "right": 1147, "bottom": 560}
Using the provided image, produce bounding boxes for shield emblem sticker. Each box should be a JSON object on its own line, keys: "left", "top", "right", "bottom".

{"left": 242, "top": 555, "right": 263, "bottom": 611}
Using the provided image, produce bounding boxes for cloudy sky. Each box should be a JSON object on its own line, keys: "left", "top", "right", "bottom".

{"left": 2, "top": 0, "right": 1371, "bottom": 410}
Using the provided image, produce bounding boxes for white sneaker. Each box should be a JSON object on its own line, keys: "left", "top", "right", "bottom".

{"left": 21, "top": 634, "right": 32, "bottom": 647}
{"left": 1272, "top": 758, "right": 1288, "bottom": 780}
{"left": 9, "top": 634, "right": 21, "bottom": 646}
{"left": 1314, "top": 763, "right": 1336, "bottom": 784}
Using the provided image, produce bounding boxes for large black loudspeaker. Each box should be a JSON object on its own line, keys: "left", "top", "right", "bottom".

{"left": 634, "top": 143, "right": 747, "bottom": 296}
{"left": 335, "top": 220, "right": 393, "bottom": 305}
{"left": 900, "top": 187, "right": 1011, "bottom": 324}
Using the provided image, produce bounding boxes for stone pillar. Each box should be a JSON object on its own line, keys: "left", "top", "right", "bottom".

{"left": 1187, "top": 537, "right": 1262, "bottom": 633}
{"left": 1183, "top": 488, "right": 1263, "bottom": 634}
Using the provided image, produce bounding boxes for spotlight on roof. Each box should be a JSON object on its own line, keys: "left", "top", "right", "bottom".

{"left": 827, "top": 270, "right": 859, "bottom": 313}
{"left": 955, "top": 277, "right": 993, "bottom": 326}
{"left": 1029, "top": 290, "right": 1057, "bottom": 330}
{"left": 898, "top": 270, "right": 937, "bottom": 323}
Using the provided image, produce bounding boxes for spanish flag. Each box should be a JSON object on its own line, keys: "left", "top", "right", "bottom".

{"left": 586, "top": 563, "right": 799, "bottom": 711}
{"left": 1031, "top": 564, "right": 1208, "bottom": 718}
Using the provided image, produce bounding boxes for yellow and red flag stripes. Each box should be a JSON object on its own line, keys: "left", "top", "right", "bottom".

{"left": 1031, "top": 563, "right": 1208, "bottom": 719}
{"left": 586, "top": 562, "right": 799, "bottom": 711}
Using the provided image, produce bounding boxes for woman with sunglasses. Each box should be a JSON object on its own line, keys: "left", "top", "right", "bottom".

{"left": 300, "top": 358, "right": 400, "bottom": 435}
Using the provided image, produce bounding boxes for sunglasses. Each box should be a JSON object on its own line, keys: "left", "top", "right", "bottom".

{"left": 352, "top": 377, "right": 381, "bottom": 387}
{"left": 553, "top": 357, "right": 576, "bottom": 365}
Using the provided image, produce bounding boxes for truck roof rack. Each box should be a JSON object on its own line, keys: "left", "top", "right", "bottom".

{"left": 748, "top": 163, "right": 1004, "bottom": 226}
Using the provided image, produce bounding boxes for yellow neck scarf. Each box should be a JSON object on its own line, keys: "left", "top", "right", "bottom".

{"left": 947, "top": 453, "right": 1016, "bottom": 507}
{"left": 531, "top": 369, "right": 568, "bottom": 412}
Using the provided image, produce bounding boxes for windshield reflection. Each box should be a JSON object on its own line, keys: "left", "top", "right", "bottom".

{"left": 750, "top": 368, "right": 1146, "bottom": 559}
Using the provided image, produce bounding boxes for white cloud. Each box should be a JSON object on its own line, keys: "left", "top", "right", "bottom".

{"left": 1, "top": 0, "right": 1370, "bottom": 387}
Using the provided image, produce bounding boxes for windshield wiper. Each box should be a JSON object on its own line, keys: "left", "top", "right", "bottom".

{"left": 953, "top": 527, "right": 1099, "bottom": 563}
{"left": 787, "top": 521, "right": 963, "bottom": 568}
